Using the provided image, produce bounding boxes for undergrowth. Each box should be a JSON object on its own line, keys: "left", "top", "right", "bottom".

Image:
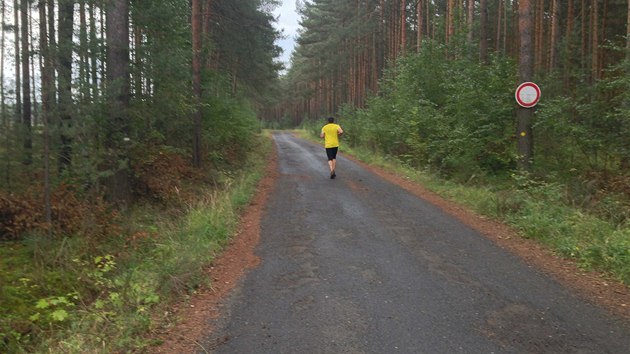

{"left": 0, "top": 134, "right": 272, "bottom": 353}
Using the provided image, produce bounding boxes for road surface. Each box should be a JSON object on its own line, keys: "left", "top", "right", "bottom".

{"left": 207, "top": 132, "right": 630, "bottom": 353}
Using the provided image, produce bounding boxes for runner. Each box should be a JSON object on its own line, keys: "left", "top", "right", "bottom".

{"left": 320, "top": 117, "right": 344, "bottom": 179}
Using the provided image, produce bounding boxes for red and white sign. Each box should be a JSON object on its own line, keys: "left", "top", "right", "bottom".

{"left": 515, "top": 82, "right": 541, "bottom": 108}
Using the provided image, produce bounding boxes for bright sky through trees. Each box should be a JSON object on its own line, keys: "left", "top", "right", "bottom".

{"left": 273, "top": 0, "right": 300, "bottom": 70}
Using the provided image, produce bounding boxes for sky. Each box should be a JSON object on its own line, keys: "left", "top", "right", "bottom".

{"left": 273, "top": 0, "right": 301, "bottom": 71}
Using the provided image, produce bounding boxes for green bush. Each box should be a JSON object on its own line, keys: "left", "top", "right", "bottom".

{"left": 340, "top": 45, "right": 516, "bottom": 180}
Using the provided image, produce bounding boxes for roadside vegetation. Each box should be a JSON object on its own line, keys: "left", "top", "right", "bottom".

{"left": 300, "top": 44, "right": 630, "bottom": 287}
{"left": 3, "top": 0, "right": 630, "bottom": 351}
{"left": 0, "top": 134, "right": 272, "bottom": 353}
{"left": 281, "top": 1, "right": 630, "bottom": 291}
{"left": 0, "top": 0, "right": 281, "bottom": 352}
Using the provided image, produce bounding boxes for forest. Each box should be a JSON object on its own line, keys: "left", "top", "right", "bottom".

{"left": 2, "top": 0, "right": 630, "bottom": 352}
{"left": 1, "top": 0, "right": 281, "bottom": 351}
{"left": 278, "top": 0, "right": 630, "bottom": 302}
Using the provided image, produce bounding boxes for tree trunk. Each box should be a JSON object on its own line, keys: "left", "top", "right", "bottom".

{"left": 400, "top": 0, "right": 406, "bottom": 54}
{"left": 13, "top": 0, "right": 21, "bottom": 137}
{"left": 133, "top": 24, "right": 142, "bottom": 98}
{"left": 534, "top": 0, "right": 544, "bottom": 72}
{"left": 479, "top": 0, "right": 488, "bottom": 63}
{"left": 591, "top": 0, "right": 599, "bottom": 81}
{"left": 416, "top": 0, "right": 423, "bottom": 52}
{"left": 20, "top": 0, "right": 32, "bottom": 165}
{"left": 39, "top": 0, "right": 53, "bottom": 231}
{"left": 105, "top": 0, "right": 131, "bottom": 206}
{"left": 467, "top": 0, "right": 474, "bottom": 44}
{"left": 565, "top": 0, "right": 574, "bottom": 87}
{"left": 517, "top": 0, "right": 534, "bottom": 171}
{"left": 29, "top": 6, "right": 38, "bottom": 128}
{"left": 2, "top": 0, "right": 8, "bottom": 186}
{"left": 192, "top": 0, "right": 202, "bottom": 167}
{"left": 47, "top": 0, "right": 56, "bottom": 106}
{"left": 497, "top": 0, "right": 504, "bottom": 53}
{"left": 600, "top": 0, "right": 608, "bottom": 76}
{"left": 622, "top": 0, "right": 630, "bottom": 170}
{"left": 58, "top": 0, "right": 74, "bottom": 171}
{"left": 79, "top": 0, "right": 88, "bottom": 101}
{"left": 581, "top": 0, "right": 587, "bottom": 69}
{"left": 90, "top": 2, "right": 99, "bottom": 98}
{"left": 548, "top": 0, "right": 560, "bottom": 71}
{"left": 203, "top": 0, "right": 213, "bottom": 38}
{"left": 447, "top": 0, "right": 455, "bottom": 43}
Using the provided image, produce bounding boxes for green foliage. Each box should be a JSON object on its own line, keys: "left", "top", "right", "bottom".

{"left": 203, "top": 88, "right": 260, "bottom": 168}
{"left": 532, "top": 55, "right": 630, "bottom": 175}
{"left": 343, "top": 45, "right": 516, "bottom": 180}
{"left": 200, "top": 0, "right": 282, "bottom": 109}
{"left": 2, "top": 0, "right": 280, "bottom": 350}
{"left": 0, "top": 136, "right": 272, "bottom": 353}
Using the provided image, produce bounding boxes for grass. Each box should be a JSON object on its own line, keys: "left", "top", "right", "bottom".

{"left": 4, "top": 128, "right": 629, "bottom": 352}
{"left": 0, "top": 134, "right": 272, "bottom": 353}
{"left": 297, "top": 128, "right": 630, "bottom": 286}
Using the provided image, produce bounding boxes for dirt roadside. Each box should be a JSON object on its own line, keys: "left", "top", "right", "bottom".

{"left": 153, "top": 137, "right": 629, "bottom": 353}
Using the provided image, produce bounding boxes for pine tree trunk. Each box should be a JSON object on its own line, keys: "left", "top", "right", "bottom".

{"left": 581, "top": 0, "right": 587, "bottom": 70}
{"left": 47, "top": 0, "right": 56, "bottom": 103}
{"left": 548, "top": 0, "right": 560, "bottom": 71}
{"left": 79, "top": 0, "right": 88, "bottom": 101}
{"left": 479, "top": 0, "right": 488, "bottom": 63}
{"left": 90, "top": 2, "right": 99, "bottom": 98}
{"left": 13, "top": 0, "right": 21, "bottom": 133}
{"left": 511, "top": 0, "right": 520, "bottom": 58}
{"left": 401, "top": 0, "right": 406, "bottom": 53}
{"left": 447, "top": 0, "right": 455, "bottom": 43}
{"left": 192, "top": 0, "right": 202, "bottom": 167}
{"left": 622, "top": 0, "right": 630, "bottom": 169}
{"left": 417, "top": 0, "right": 423, "bottom": 52}
{"left": 467, "top": 0, "right": 474, "bottom": 44}
{"left": 517, "top": 0, "right": 534, "bottom": 171}
{"left": 428, "top": 0, "right": 433, "bottom": 40}
{"left": 105, "top": 0, "right": 131, "bottom": 206}
{"left": 591, "top": 0, "right": 599, "bottom": 81}
{"left": 58, "top": 0, "right": 74, "bottom": 171}
{"left": 2, "top": 0, "right": 8, "bottom": 186}
{"left": 600, "top": 0, "right": 608, "bottom": 76}
{"left": 565, "top": 0, "right": 574, "bottom": 87}
{"left": 534, "top": 0, "right": 544, "bottom": 72}
{"left": 20, "top": 0, "right": 32, "bottom": 165}
{"left": 39, "top": 0, "right": 52, "bottom": 231}
{"left": 203, "top": 0, "right": 213, "bottom": 37}
{"left": 497, "top": 0, "right": 504, "bottom": 53}
{"left": 502, "top": 0, "right": 507, "bottom": 53}
{"left": 29, "top": 7, "right": 38, "bottom": 129}
{"left": 203, "top": 0, "right": 213, "bottom": 69}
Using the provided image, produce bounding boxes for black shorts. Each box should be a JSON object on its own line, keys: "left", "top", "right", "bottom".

{"left": 326, "top": 147, "right": 338, "bottom": 161}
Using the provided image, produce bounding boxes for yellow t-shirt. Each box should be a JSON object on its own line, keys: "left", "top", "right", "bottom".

{"left": 321, "top": 123, "right": 342, "bottom": 148}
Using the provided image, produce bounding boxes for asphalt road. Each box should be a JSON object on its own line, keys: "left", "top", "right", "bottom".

{"left": 207, "top": 132, "right": 630, "bottom": 353}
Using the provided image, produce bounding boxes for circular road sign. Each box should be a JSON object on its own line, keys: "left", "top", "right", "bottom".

{"left": 515, "top": 82, "right": 541, "bottom": 108}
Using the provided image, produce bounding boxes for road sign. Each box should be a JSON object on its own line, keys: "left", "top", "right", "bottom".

{"left": 515, "top": 82, "right": 541, "bottom": 108}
